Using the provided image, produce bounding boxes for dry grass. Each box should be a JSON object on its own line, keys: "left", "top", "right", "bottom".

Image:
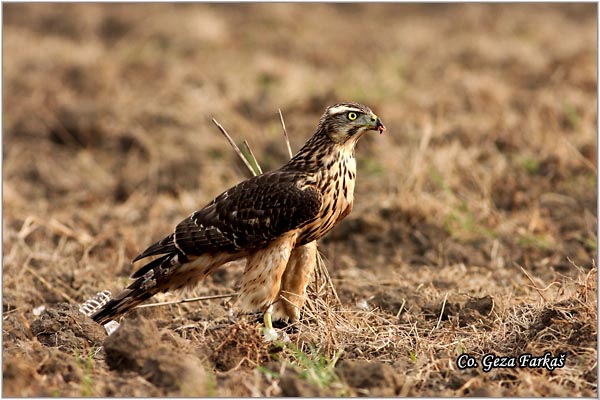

{"left": 3, "top": 3, "right": 597, "bottom": 397}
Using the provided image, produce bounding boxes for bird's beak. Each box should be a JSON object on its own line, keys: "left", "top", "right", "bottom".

{"left": 367, "top": 114, "right": 386, "bottom": 134}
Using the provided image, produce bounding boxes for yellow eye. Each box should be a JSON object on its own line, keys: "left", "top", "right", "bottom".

{"left": 347, "top": 112, "right": 358, "bottom": 121}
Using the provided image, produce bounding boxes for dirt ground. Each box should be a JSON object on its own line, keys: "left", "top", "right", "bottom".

{"left": 3, "top": 3, "right": 597, "bottom": 397}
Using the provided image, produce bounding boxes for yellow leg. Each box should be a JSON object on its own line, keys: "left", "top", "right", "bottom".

{"left": 263, "top": 304, "right": 274, "bottom": 329}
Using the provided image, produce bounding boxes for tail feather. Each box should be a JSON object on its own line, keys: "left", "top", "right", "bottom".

{"left": 131, "top": 253, "right": 174, "bottom": 279}
{"left": 91, "top": 287, "right": 155, "bottom": 325}
{"left": 91, "top": 253, "right": 179, "bottom": 324}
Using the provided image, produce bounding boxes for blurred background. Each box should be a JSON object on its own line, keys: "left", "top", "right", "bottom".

{"left": 3, "top": 3, "right": 597, "bottom": 396}
{"left": 4, "top": 3, "right": 596, "bottom": 274}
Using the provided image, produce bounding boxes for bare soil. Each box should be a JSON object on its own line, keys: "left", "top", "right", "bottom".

{"left": 3, "top": 3, "right": 597, "bottom": 397}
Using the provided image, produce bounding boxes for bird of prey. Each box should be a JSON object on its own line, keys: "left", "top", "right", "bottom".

{"left": 92, "top": 102, "right": 385, "bottom": 327}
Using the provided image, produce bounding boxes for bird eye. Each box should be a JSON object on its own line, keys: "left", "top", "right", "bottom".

{"left": 347, "top": 112, "right": 358, "bottom": 121}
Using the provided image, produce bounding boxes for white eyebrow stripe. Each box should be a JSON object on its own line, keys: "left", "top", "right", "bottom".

{"left": 327, "top": 105, "right": 362, "bottom": 115}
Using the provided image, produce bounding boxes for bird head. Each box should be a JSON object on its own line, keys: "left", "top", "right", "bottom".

{"left": 318, "top": 102, "right": 386, "bottom": 144}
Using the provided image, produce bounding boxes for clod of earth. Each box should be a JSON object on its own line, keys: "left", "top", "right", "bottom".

{"left": 102, "top": 317, "right": 209, "bottom": 395}
{"left": 30, "top": 303, "right": 106, "bottom": 352}
{"left": 337, "top": 360, "right": 405, "bottom": 396}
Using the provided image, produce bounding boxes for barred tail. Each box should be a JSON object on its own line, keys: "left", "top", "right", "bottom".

{"left": 91, "top": 253, "right": 177, "bottom": 324}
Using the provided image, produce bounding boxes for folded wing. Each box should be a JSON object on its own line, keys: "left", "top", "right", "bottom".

{"left": 131, "top": 171, "right": 322, "bottom": 278}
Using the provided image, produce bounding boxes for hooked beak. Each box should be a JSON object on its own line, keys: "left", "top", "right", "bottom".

{"left": 367, "top": 114, "right": 386, "bottom": 134}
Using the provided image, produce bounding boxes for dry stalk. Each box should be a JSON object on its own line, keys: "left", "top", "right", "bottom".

{"left": 211, "top": 118, "right": 256, "bottom": 176}
{"left": 518, "top": 264, "right": 561, "bottom": 302}
{"left": 433, "top": 292, "right": 449, "bottom": 332}
{"left": 278, "top": 108, "right": 294, "bottom": 159}
{"left": 243, "top": 140, "right": 263, "bottom": 175}
{"left": 135, "top": 293, "right": 237, "bottom": 309}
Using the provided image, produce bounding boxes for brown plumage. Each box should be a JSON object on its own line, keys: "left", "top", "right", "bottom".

{"left": 92, "top": 102, "right": 385, "bottom": 325}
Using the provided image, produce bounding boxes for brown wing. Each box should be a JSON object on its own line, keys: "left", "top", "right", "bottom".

{"left": 132, "top": 170, "right": 322, "bottom": 268}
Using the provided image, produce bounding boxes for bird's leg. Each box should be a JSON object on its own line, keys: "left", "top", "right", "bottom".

{"left": 236, "top": 233, "right": 298, "bottom": 331}
{"left": 272, "top": 242, "right": 317, "bottom": 322}
{"left": 263, "top": 304, "right": 274, "bottom": 330}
